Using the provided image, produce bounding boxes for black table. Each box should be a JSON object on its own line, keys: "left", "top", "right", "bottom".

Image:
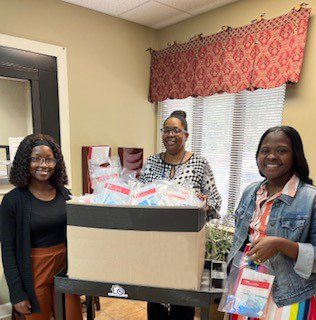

{"left": 54, "top": 264, "right": 223, "bottom": 320}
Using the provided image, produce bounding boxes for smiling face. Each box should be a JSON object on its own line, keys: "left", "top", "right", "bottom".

{"left": 29, "top": 145, "right": 56, "bottom": 184}
{"left": 162, "top": 117, "right": 188, "bottom": 155}
{"left": 257, "top": 131, "right": 294, "bottom": 184}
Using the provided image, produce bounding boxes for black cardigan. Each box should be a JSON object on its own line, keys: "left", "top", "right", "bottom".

{"left": 0, "top": 186, "right": 71, "bottom": 313}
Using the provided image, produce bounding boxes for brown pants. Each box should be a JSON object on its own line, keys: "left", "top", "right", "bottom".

{"left": 24, "top": 243, "right": 82, "bottom": 320}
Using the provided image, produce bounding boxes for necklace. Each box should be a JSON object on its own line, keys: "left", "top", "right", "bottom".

{"left": 162, "top": 150, "right": 187, "bottom": 179}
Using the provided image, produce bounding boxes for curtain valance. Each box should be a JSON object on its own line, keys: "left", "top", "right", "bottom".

{"left": 148, "top": 8, "right": 311, "bottom": 103}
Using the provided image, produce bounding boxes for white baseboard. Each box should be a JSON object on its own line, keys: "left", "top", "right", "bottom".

{"left": 0, "top": 303, "right": 11, "bottom": 320}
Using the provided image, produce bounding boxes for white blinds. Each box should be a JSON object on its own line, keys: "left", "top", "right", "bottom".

{"left": 159, "top": 85, "right": 286, "bottom": 215}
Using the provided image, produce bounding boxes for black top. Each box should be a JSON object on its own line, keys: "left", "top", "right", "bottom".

{"left": 0, "top": 186, "right": 71, "bottom": 313}
{"left": 29, "top": 190, "right": 66, "bottom": 248}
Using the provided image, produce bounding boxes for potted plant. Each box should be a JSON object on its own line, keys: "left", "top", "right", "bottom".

{"left": 205, "top": 215, "right": 234, "bottom": 262}
{"left": 204, "top": 215, "right": 234, "bottom": 319}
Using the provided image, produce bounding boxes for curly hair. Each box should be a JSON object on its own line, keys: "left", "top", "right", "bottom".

{"left": 10, "top": 133, "right": 68, "bottom": 188}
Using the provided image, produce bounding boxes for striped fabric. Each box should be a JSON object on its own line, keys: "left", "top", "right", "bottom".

{"left": 227, "top": 175, "right": 316, "bottom": 319}
{"left": 249, "top": 174, "right": 300, "bottom": 242}
{"left": 227, "top": 296, "right": 316, "bottom": 320}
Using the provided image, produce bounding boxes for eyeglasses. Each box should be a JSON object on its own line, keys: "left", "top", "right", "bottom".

{"left": 30, "top": 157, "right": 57, "bottom": 167}
{"left": 160, "top": 127, "right": 188, "bottom": 135}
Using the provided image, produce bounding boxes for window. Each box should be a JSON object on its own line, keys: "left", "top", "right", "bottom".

{"left": 159, "top": 85, "right": 286, "bottom": 215}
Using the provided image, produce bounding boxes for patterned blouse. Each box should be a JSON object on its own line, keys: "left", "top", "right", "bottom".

{"left": 138, "top": 153, "right": 222, "bottom": 219}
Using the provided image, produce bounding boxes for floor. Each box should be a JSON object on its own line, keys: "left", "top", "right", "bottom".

{"left": 84, "top": 298, "right": 202, "bottom": 320}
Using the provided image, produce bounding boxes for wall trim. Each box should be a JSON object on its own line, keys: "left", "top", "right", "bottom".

{"left": 0, "top": 302, "right": 11, "bottom": 319}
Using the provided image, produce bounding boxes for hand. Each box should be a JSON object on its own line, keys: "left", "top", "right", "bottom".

{"left": 246, "top": 237, "right": 282, "bottom": 263}
{"left": 14, "top": 299, "right": 31, "bottom": 315}
{"left": 196, "top": 193, "right": 209, "bottom": 212}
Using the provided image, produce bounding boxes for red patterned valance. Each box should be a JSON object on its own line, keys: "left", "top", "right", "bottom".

{"left": 148, "top": 8, "right": 311, "bottom": 103}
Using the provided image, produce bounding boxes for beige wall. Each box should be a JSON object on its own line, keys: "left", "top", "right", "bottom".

{"left": 156, "top": 0, "right": 316, "bottom": 181}
{"left": 0, "top": 78, "right": 32, "bottom": 145}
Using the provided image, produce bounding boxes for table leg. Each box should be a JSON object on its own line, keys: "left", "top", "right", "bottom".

{"left": 54, "top": 291, "right": 66, "bottom": 320}
{"left": 200, "top": 306, "right": 209, "bottom": 320}
{"left": 86, "top": 295, "right": 95, "bottom": 320}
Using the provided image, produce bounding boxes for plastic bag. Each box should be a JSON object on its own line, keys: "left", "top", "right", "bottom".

{"left": 91, "top": 167, "right": 121, "bottom": 188}
{"left": 131, "top": 182, "right": 166, "bottom": 206}
{"left": 95, "top": 178, "right": 132, "bottom": 205}
{"left": 70, "top": 194, "right": 95, "bottom": 203}
{"left": 89, "top": 156, "right": 122, "bottom": 190}
{"left": 88, "top": 176, "right": 205, "bottom": 208}
{"left": 89, "top": 146, "right": 110, "bottom": 166}
{"left": 161, "top": 181, "right": 203, "bottom": 206}
{"left": 218, "top": 251, "right": 275, "bottom": 318}
{"left": 120, "top": 167, "right": 137, "bottom": 183}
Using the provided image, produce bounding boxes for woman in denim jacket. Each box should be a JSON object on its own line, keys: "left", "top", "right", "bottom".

{"left": 227, "top": 126, "right": 316, "bottom": 318}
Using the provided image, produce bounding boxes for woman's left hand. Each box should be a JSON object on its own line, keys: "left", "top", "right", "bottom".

{"left": 246, "top": 237, "right": 282, "bottom": 263}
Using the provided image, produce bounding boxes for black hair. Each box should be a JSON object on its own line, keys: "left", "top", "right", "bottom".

{"left": 164, "top": 110, "right": 188, "bottom": 131}
{"left": 10, "top": 133, "right": 68, "bottom": 188}
{"left": 256, "top": 126, "right": 313, "bottom": 185}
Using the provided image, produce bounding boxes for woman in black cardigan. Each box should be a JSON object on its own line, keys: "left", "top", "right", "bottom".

{"left": 1, "top": 134, "right": 82, "bottom": 320}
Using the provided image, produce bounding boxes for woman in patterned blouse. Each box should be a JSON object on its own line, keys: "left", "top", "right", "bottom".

{"left": 139, "top": 110, "right": 222, "bottom": 320}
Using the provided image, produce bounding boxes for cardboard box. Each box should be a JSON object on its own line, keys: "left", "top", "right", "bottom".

{"left": 67, "top": 202, "right": 206, "bottom": 290}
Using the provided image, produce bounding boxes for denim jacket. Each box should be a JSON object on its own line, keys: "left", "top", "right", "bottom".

{"left": 227, "top": 180, "right": 316, "bottom": 307}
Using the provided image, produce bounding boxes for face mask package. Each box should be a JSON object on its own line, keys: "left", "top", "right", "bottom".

{"left": 131, "top": 182, "right": 166, "bottom": 206}
{"left": 218, "top": 251, "right": 275, "bottom": 318}
{"left": 90, "top": 178, "right": 205, "bottom": 207}
{"left": 89, "top": 155, "right": 122, "bottom": 190}
{"left": 120, "top": 168, "right": 137, "bottom": 184}
{"left": 93, "top": 169, "right": 138, "bottom": 205}
{"left": 94, "top": 178, "right": 132, "bottom": 205}
{"left": 161, "top": 182, "right": 203, "bottom": 207}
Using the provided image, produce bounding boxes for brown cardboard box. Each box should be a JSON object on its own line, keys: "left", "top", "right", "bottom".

{"left": 67, "top": 202, "right": 206, "bottom": 290}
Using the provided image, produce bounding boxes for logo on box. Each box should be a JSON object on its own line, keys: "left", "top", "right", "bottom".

{"left": 108, "top": 285, "right": 128, "bottom": 298}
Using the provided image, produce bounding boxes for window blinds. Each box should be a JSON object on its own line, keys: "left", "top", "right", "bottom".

{"left": 160, "top": 85, "right": 286, "bottom": 215}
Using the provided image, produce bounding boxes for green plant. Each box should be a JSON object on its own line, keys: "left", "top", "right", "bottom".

{"left": 205, "top": 218, "right": 234, "bottom": 262}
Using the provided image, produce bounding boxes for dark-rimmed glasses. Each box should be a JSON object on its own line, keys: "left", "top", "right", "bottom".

{"left": 160, "top": 127, "right": 188, "bottom": 135}
{"left": 30, "top": 157, "right": 57, "bottom": 167}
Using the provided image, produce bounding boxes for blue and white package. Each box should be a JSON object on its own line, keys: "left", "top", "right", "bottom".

{"left": 131, "top": 183, "right": 165, "bottom": 206}
{"left": 219, "top": 252, "right": 275, "bottom": 318}
{"left": 95, "top": 180, "right": 131, "bottom": 205}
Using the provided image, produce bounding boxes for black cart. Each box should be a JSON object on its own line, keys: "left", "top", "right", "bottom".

{"left": 54, "top": 262, "right": 224, "bottom": 320}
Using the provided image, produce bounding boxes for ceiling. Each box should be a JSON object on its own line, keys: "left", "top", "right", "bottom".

{"left": 62, "top": 0, "right": 239, "bottom": 29}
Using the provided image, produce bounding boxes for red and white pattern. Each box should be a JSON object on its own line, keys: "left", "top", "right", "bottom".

{"left": 249, "top": 174, "right": 300, "bottom": 242}
{"left": 149, "top": 8, "right": 311, "bottom": 103}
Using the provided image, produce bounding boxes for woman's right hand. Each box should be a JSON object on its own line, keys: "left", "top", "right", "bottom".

{"left": 14, "top": 299, "right": 31, "bottom": 315}
{"left": 196, "top": 193, "right": 209, "bottom": 211}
